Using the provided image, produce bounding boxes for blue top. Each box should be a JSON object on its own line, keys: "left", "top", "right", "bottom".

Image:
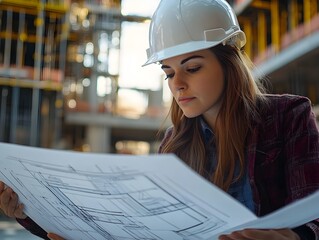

{"left": 200, "top": 117, "right": 255, "bottom": 212}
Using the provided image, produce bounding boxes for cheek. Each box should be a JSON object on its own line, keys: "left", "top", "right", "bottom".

{"left": 167, "top": 81, "right": 175, "bottom": 94}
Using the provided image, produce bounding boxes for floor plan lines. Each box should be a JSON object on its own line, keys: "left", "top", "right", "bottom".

{"left": 0, "top": 143, "right": 261, "bottom": 240}
{"left": 1, "top": 156, "right": 228, "bottom": 239}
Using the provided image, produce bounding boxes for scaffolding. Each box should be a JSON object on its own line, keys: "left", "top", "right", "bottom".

{"left": 231, "top": 0, "right": 319, "bottom": 104}
{"left": 0, "top": 0, "right": 69, "bottom": 146}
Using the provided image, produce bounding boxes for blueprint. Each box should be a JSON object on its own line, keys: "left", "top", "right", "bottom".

{"left": 0, "top": 143, "right": 318, "bottom": 240}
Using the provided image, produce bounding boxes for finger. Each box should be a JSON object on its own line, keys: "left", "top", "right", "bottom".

{"left": 224, "top": 230, "right": 255, "bottom": 240}
{"left": 241, "top": 228, "right": 270, "bottom": 238}
{"left": 218, "top": 235, "right": 232, "bottom": 240}
{"left": 6, "top": 192, "right": 19, "bottom": 217}
{"left": 275, "top": 228, "right": 299, "bottom": 238}
{"left": 0, "top": 187, "right": 13, "bottom": 212}
{"left": 219, "top": 232, "right": 240, "bottom": 240}
{"left": 47, "top": 233, "right": 65, "bottom": 240}
{"left": 0, "top": 182, "right": 5, "bottom": 210}
{"left": 240, "top": 228, "right": 299, "bottom": 240}
{"left": 0, "top": 181, "right": 5, "bottom": 193}
{"left": 14, "top": 204, "right": 27, "bottom": 219}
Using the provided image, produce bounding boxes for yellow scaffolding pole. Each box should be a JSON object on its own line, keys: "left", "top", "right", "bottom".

{"left": 251, "top": 0, "right": 271, "bottom": 10}
{"left": 0, "top": 0, "right": 68, "bottom": 13}
{"left": 271, "top": 0, "right": 280, "bottom": 53}
{"left": 290, "top": 0, "right": 298, "bottom": 29}
{"left": 258, "top": 11, "right": 267, "bottom": 54}
{"left": 239, "top": 17, "right": 253, "bottom": 58}
{"left": 304, "top": 0, "right": 311, "bottom": 23}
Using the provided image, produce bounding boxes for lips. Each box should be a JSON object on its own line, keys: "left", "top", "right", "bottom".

{"left": 178, "top": 97, "right": 195, "bottom": 104}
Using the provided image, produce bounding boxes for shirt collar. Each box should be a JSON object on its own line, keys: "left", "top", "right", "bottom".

{"left": 200, "top": 116, "right": 214, "bottom": 142}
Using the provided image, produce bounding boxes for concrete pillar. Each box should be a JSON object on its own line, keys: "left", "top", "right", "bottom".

{"left": 86, "top": 125, "right": 111, "bottom": 153}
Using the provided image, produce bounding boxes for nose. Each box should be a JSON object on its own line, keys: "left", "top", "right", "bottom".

{"left": 170, "top": 72, "right": 186, "bottom": 92}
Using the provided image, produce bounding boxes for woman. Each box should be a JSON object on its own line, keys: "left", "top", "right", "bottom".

{"left": 1, "top": 0, "right": 319, "bottom": 239}
{"left": 145, "top": 0, "right": 319, "bottom": 239}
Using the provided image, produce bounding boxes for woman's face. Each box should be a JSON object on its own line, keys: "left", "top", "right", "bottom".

{"left": 161, "top": 49, "right": 225, "bottom": 125}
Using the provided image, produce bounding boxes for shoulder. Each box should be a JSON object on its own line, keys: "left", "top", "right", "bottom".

{"left": 264, "top": 93, "right": 311, "bottom": 108}
{"left": 257, "top": 94, "right": 318, "bottom": 134}
{"left": 260, "top": 94, "right": 313, "bottom": 117}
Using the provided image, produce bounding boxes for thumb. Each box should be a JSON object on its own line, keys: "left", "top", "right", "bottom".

{"left": 47, "top": 233, "right": 65, "bottom": 240}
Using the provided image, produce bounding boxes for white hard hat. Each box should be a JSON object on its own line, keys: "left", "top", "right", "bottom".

{"left": 143, "top": 0, "right": 246, "bottom": 66}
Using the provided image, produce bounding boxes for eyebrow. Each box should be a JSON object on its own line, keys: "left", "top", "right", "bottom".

{"left": 161, "top": 55, "right": 204, "bottom": 69}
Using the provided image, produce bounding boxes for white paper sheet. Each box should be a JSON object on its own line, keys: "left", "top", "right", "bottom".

{"left": 0, "top": 143, "right": 318, "bottom": 240}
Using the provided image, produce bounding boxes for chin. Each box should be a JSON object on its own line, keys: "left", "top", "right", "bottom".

{"left": 183, "top": 112, "right": 202, "bottom": 119}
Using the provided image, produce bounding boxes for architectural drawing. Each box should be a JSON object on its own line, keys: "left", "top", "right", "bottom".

{"left": 0, "top": 154, "right": 231, "bottom": 240}
{"left": 1, "top": 143, "right": 318, "bottom": 240}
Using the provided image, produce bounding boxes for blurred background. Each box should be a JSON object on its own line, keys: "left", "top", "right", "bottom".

{"left": 0, "top": 0, "right": 318, "bottom": 238}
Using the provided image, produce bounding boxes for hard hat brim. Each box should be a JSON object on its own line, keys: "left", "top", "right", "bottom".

{"left": 142, "top": 41, "right": 217, "bottom": 66}
{"left": 142, "top": 31, "right": 246, "bottom": 66}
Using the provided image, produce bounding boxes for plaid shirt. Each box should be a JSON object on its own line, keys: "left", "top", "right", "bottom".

{"left": 246, "top": 94, "right": 319, "bottom": 216}
{"left": 246, "top": 94, "right": 319, "bottom": 239}
{"left": 17, "top": 94, "right": 319, "bottom": 239}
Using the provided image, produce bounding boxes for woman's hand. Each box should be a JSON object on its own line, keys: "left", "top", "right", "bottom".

{"left": 0, "top": 181, "right": 27, "bottom": 219}
{"left": 47, "top": 233, "right": 65, "bottom": 240}
{"left": 218, "top": 228, "right": 300, "bottom": 240}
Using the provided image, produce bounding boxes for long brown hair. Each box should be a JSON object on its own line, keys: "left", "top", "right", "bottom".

{"left": 159, "top": 44, "right": 268, "bottom": 191}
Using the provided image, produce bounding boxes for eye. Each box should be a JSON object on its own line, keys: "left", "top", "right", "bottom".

{"left": 164, "top": 73, "right": 174, "bottom": 80}
{"left": 187, "top": 66, "right": 201, "bottom": 73}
